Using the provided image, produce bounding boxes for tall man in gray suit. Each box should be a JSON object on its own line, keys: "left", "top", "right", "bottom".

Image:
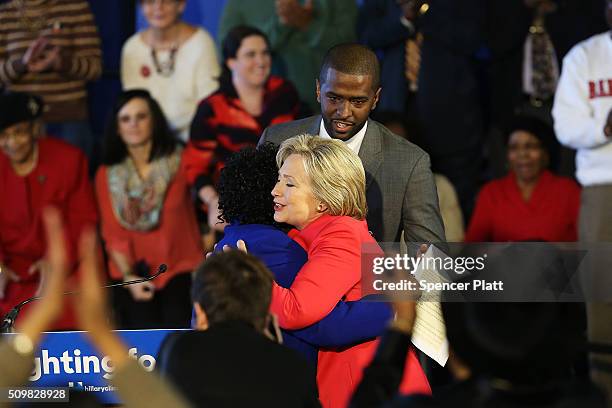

{"left": 259, "top": 43, "right": 445, "bottom": 244}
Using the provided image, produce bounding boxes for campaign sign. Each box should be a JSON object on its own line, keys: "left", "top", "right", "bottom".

{"left": 6, "top": 329, "right": 187, "bottom": 404}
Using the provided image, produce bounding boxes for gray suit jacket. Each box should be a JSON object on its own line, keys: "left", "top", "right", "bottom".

{"left": 259, "top": 116, "right": 446, "bottom": 244}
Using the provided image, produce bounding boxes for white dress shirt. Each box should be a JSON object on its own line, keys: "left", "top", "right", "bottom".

{"left": 318, "top": 119, "right": 368, "bottom": 154}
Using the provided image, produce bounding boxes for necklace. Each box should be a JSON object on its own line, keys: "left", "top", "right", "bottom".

{"left": 150, "top": 45, "right": 178, "bottom": 77}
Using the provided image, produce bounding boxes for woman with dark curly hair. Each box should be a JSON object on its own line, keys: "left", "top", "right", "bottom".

{"left": 213, "top": 143, "right": 392, "bottom": 364}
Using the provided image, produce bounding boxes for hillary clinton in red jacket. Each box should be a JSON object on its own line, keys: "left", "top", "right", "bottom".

{"left": 268, "top": 135, "right": 430, "bottom": 408}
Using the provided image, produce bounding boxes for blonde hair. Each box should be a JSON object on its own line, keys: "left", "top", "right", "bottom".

{"left": 276, "top": 134, "right": 367, "bottom": 220}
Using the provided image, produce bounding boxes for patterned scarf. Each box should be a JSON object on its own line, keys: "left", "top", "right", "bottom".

{"left": 107, "top": 146, "right": 182, "bottom": 231}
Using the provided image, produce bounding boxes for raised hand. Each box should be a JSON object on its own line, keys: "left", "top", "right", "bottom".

{"left": 75, "top": 228, "right": 129, "bottom": 368}
{"left": 16, "top": 207, "right": 68, "bottom": 342}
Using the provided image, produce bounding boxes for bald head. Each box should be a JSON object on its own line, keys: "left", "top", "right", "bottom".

{"left": 319, "top": 43, "right": 381, "bottom": 91}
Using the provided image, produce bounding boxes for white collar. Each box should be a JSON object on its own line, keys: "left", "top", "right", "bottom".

{"left": 318, "top": 119, "right": 368, "bottom": 155}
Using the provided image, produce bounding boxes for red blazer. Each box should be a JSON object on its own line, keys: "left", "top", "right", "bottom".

{"left": 270, "top": 214, "right": 430, "bottom": 408}
{"left": 466, "top": 171, "right": 580, "bottom": 242}
{"left": 0, "top": 137, "right": 98, "bottom": 327}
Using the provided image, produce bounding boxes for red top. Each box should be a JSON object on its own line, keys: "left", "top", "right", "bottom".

{"left": 271, "top": 214, "right": 430, "bottom": 408}
{"left": 0, "top": 137, "right": 97, "bottom": 278}
{"left": 95, "top": 152, "right": 203, "bottom": 288}
{"left": 183, "top": 76, "right": 301, "bottom": 190}
{"left": 0, "top": 137, "right": 98, "bottom": 327}
{"left": 465, "top": 171, "right": 580, "bottom": 242}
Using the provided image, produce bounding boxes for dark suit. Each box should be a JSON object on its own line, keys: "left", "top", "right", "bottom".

{"left": 358, "top": 0, "right": 412, "bottom": 113}
{"left": 259, "top": 115, "right": 446, "bottom": 244}
{"left": 157, "top": 321, "right": 320, "bottom": 408}
{"left": 416, "top": 0, "right": 609, "bottom": 214}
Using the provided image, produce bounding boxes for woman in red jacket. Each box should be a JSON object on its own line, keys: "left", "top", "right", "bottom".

{"left": 0, "top": 92, "right": 98, "bottom": 329}
{"left": 269, "top": 135, "right": 429, "bottom": 408}
{"left": 466, "top": 115, "right": 580, "bottom": 242}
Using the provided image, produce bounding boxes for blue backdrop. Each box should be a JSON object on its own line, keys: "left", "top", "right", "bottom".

{"left": 136, "top": 0, "right": 227, "bottom": 42}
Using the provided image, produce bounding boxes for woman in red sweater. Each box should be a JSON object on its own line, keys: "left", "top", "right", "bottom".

{"left": 96, "top": 90, "right": 202, "bottom": 329}
{"left": 269, "top": 135, "right": 429, "bottom": 408}
{"left": 466, "top": 115, "right": 580, "bottom": 242}
{"left": 183, "top": 25, "right": 302, "bottom": 236}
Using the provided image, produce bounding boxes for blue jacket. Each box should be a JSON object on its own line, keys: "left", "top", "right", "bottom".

{"left": 219, "top": 223, "right": 392, "bottom": 364}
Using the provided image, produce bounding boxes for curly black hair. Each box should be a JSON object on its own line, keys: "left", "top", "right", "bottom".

{"left": 217, "top": 143, "right": 279, "bottom": 225}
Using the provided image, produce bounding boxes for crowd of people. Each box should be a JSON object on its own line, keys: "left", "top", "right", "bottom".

{"left": 0, "top": 0, "right": 611, "bottom": 407}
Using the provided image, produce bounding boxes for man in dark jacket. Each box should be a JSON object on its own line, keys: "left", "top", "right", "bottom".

{"left": 157, "top": 251, "right": 320, "bottom": 408}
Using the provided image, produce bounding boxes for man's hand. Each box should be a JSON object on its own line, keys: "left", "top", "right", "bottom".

{"left": 605, "top": 108, "right": 612, "bottom": 138}
{"left": 0, "top": 264, "right": 20, "bottom": 300}
{"left": 390, "top": 300, "right": 417, "bottom": 334}
{"left": 416, "top": 243, "right": 429, "bottom": 258}
{"left": 276, "top": 0, "right": 313, "bottom": 30}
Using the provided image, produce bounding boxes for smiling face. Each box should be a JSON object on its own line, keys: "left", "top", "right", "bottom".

{"left": 227, "top": 35, "right": 271, "bottom": 88}
{"left": 117, "top": 97, "right": 154, "bottom": 149}
{"left": 507, "top": 130, "right": 548, "bottom": 183}
{"left": 141, "top": 0, "right": 185, "bottom": 31}
{"left": 0, "top": 121, "right": 36, "bottom": 165}
{"left": 316, "top": 68, "right": 381, "bottom": 140}
{"left": 271, "top": 154, "right": 324, "bottom": 230}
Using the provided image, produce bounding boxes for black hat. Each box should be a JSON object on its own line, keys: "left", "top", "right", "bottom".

{"left": 0, "top": 92, "right": 43, "bottom": 133}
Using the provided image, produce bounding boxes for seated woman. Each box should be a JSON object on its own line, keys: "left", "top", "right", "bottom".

{"left": 215, "top": 143, "right": 392, "bottom": 364}
{"left": 96, "top": 90, "right": 202, "bottom": 329}
{"left": 0, "top": 92, "right": 98, "bottom": 329}
{"left": 121, "top": 0, "right": 220, "bottom": 142}
{"left": 183, "top": 25, "right": 303, "bottom": 234}
{"left": 266, "top": 135, "right": 429, "bottom": 408}
{"left": 466, "top": 115, "right": 580, "bottom": 242}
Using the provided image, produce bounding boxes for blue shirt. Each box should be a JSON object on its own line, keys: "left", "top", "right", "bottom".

{"left": 217, "top": 223, "right": 392, "bottom": 364}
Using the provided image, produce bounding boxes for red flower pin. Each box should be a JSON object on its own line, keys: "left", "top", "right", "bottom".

{"left": 141, "top": 65, "right": 151, "bottom": 78}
